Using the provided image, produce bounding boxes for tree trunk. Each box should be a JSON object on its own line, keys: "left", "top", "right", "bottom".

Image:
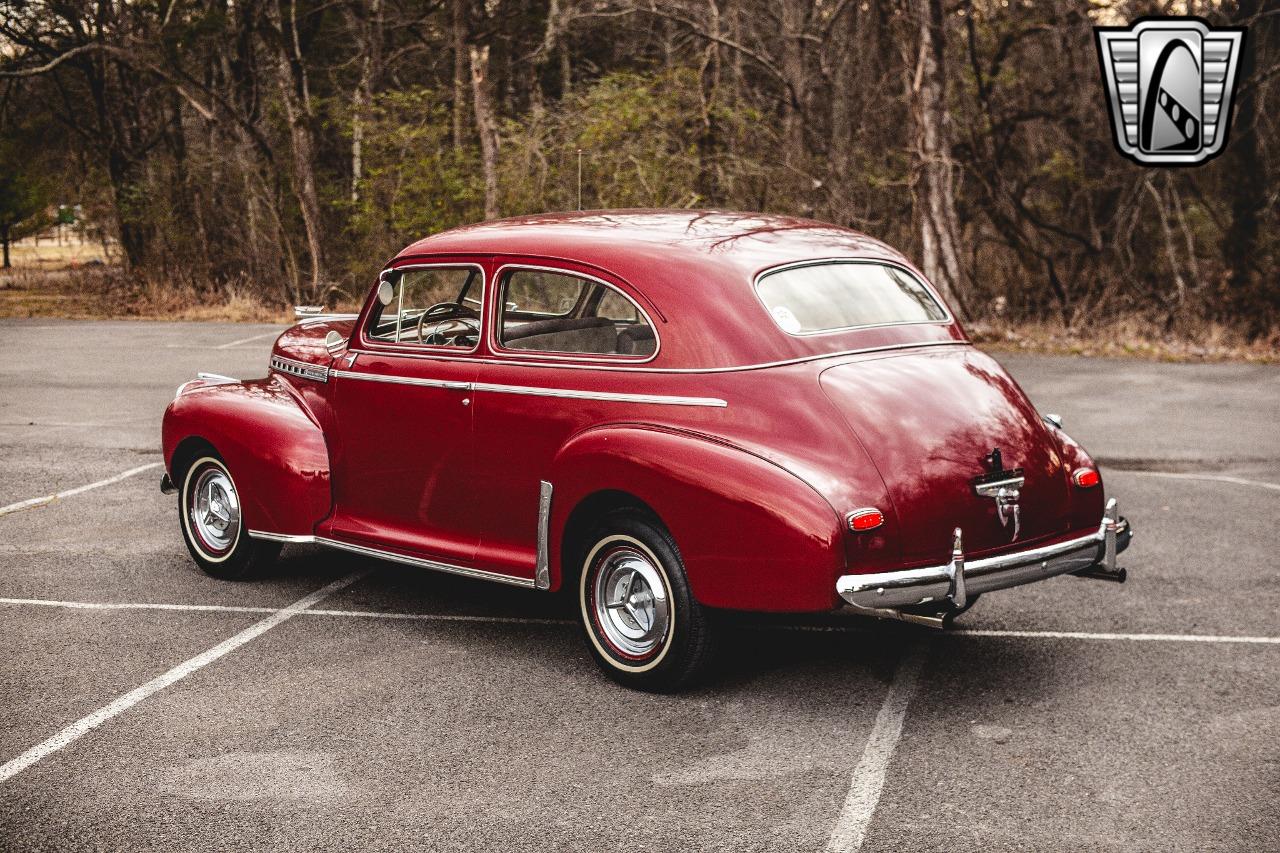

{"left": 1222, "top": 0, "right": 1270, "bottom": 335}
{"left": 270, "top": 0, "right": 327, "bottom": 301}
{"left": 350, "top": 0, "right": 382, "bottom": 204}
{"left": 910, "top": 0, "right": 968, "bottom": 318}
{"left": 470, "top": 43, "right": 500, "bottom": 220}
{"left": 778, "top": 1, "right": 808, "bottom": 172}
{"left": 452, "top": 0, "right": 469, "bottom": 151}
{"left": 107, "top": 150, "right": 150, "bottom": 269}
{"left": 2, "top": 225, "right": 10, "bottom": 269}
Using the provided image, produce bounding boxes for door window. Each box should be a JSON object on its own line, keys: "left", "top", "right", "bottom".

{"left": 496, "top": 269, "right": 656, "bottom": 357}
{"left": 366, "top": 266, "right": 482, "bottom": 348}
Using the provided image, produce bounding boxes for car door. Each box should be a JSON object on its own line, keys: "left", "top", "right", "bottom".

{"left": 469, "top": 263, "right": 661, "bottom": 579}
{"left": 325, "top": 262, "right": 484, "bottom": 565}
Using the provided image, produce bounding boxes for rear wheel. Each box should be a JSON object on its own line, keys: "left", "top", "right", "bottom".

{"left": 178, "top": 454, "right": 279, "bottom": 580}
{"left": 576, "top": 510, "right": 716, "bottom": 692}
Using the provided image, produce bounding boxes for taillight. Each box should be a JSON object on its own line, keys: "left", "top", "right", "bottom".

{"left": 1072, "top": 467, "right": 1100, "bottom": 488}
{"left": 847, "top": 508, "right": 884, "bottom": 532}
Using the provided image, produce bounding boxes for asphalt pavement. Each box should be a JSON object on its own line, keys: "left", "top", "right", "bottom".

{"left": 0, "top": 319, "right": 1277, "bottom": 852}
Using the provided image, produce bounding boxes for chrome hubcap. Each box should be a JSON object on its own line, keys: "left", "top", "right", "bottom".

{"left": 190, "top": 467, "right": 240, "bottom": 554}
{"left": 592, "top": 547, "right": 670, "bottom": 658}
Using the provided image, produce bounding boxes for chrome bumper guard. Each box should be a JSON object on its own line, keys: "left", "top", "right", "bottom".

{"left": 837, "top": 498, "right": 1131, "bottom": 611}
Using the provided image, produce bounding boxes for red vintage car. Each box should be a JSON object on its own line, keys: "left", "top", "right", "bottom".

{"left": 161, "top": 211, "right": 1131, "bottom": 690}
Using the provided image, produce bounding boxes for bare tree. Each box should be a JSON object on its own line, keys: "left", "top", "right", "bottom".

{"left": 908, "top": 0, "right": 967, "bottom": 317}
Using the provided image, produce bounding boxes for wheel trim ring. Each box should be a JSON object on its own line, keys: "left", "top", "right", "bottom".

{"left": 181, "top": 457, "right": 242, "bottom": 563}
{"left": 580, "top": 535, "right": 676, "bottom": 674}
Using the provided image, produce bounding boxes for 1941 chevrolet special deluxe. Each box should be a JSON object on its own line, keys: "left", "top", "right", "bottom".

{"left": 161, "top": 210, "right": 1131, "bottom": 690}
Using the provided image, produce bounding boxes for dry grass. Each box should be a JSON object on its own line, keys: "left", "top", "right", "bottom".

{"left": 969, "top": 317, "right": 1279, "bottom": 363}
{"left": 0, "top": 267, "right": 293, "bottom": 323}
{"left": 1, "top": 266, "right": 1276, "bottom": 361}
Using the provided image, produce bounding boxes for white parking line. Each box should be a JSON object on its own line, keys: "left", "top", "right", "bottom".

{"left": 215, "top": 329, "right": 281, "bottom": 349}
{"left": 956, "top": 628, "right": 1280, "bottom": 644}
{"left": 0, "top": 597, "right": 571, "bottom": 625}
{"left": 0, "top": 462, "right": 162, "bottom": 518}
{"left": 1123, "top": 470, "right": 1280, "bottom": 493}
{"left": 0, "top": 572, "right": 366, "bottom": 784}
{"left": 825, "top": 640, "right": 927, "bottom": 852}
{"left": 4, "top": 598, "right": 1280, "bottom": 645}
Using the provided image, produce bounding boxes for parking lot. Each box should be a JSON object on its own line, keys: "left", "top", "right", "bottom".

{"left": 1, "top": 319, "right": 1277, "bottom": 851}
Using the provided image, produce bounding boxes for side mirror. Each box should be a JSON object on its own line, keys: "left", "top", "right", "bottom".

{"left": 325, "top": 330, "right": 345, "bottom": 352}
{"left": 377, "top": 279, "right": 395, "bottom": 307}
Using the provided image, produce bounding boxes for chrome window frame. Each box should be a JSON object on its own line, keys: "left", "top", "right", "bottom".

{"left": 358, "top": 261, "right": 487, "bottom": 355}
{"left": 487, "top": 263, "right": 661, "bottom": 365}
{"left": 752, "top": 258, "right": 954, "bottom": 338}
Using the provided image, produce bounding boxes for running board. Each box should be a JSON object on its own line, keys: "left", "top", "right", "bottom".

{"left": 247, "top": 530, "right": 538, "bottom": 589}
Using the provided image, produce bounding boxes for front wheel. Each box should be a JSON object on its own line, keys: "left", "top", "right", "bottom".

{"left": 577, "top": 511, "right": 715, "bottom": 692}
{"left": 178, "top": 454, "right": 279, "bottom": 580}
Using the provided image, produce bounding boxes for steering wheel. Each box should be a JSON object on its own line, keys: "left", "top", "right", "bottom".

{"left": 415, "top": 301, "right": 480, "bottom": 345}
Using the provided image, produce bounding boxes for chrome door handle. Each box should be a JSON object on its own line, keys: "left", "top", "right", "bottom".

{"left": 461, "top": 397, "right": 471, "bottom": 406}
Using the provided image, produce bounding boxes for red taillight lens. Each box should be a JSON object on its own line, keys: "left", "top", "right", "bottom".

{"left": 1072, "top": 467, "right": 1100, "bottom": 488}
{"left": 847, "top": 508, "right": 884, "bottom": 532}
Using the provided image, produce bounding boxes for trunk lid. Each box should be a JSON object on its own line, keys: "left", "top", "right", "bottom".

{"left": 820, "top": 347, "right": 1073, "bottom": 563}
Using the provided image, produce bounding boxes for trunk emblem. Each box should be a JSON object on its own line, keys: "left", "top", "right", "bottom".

{"left": 973, "top": 451, "right": 1024, "bottom": 541}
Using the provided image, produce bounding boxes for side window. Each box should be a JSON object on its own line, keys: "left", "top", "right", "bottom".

{"left": 366, "top": 267, "right": 481, "bottom": 348}
{"left": 497, "top": 269, "right": 657, "bottom": 357}
{"left": 597, "top": 289, "right": 639, "bottom": 322}
{"left": 504, "top": 270, "right": 583, "bottom": 316}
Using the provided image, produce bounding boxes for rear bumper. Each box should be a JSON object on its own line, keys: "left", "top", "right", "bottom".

{"left": 837, "top": 498, "right": 1131, "bottom": 611}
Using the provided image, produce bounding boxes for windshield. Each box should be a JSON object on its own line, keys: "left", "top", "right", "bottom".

{"left": 756, "top": 261, "right": 947, "bottom": 334}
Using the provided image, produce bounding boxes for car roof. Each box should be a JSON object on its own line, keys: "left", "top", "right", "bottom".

{"left": 390, "top": 210, "right": 964, "bottom": 370}
{"left": 395, "top": 210, "right": 908, "bottom": 281}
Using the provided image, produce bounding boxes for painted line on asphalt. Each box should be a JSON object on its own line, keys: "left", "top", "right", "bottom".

{"left": 3, "top": 598, "right": 1280, "bottom": 645}
{"left": 0, "top": 598, "right": 280, "bottom": 615}
{"left": 215, "top": 329, "right": 282, "bottom": 349}
{"left": 0, "top": 597, "right": 571, "bottom": 625}
{"left": 1122, "top": 470, "right": 1280, "bottom": 492}
{"left": 0, "top": 572, "right": 367, "bottom": 785}
{"left": 825, "top": 640, "right": 927, "bottom": 852}
{"left": 780, "top": 623, "right": 1280, "bottom": 645}
{"left": 955, "top": 628, "right": 1280, "bottom": 644}
{"left": 0, "top": 462, "right": 162, "bottom": 518}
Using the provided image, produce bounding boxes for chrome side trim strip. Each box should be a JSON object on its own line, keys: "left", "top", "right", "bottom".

{"left": 246, "top": 530, "right": 317, "bottom": 544}
{"left": 330, "top": 369, "right": 469, "bottom": 391}
{"left": 343, "top": 338, "right": 966, "bottom": 374}
{"left": 197, "top": 372, "right": 239, "bottom": 384}
{"left": 535, "top": 481, "right": 553, "bottom": 590}
{"left": 473, "top": 381, "right": 727, "bottom": 408}
{"left": 246, "top": 530, "right": 538, "bottom": 589}
{"left": 295, "top": 305, "right": 361, "bottom": 323}
{"left": 331, "top": 369, "right": 727, "bottom": 407}
{"left": 270, "top": 355, "right": 329, "bottom": 383}
{"left": 177, "top": 373, "right": 239, "bottom": 397}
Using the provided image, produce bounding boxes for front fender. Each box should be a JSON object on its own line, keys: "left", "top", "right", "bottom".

{"left": 550, "top": 425, "right": 844, "bottom": 612}
{"left": 162, "top": 377, "right": 332, "bottom": 536}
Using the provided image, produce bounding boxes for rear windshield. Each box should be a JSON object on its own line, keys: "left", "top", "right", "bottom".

{"left": 756, "top": 261, "right": 947, "bottom": 334}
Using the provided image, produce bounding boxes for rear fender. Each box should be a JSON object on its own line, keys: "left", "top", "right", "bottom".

{"left": 550, "top": 425, "right": 844, "bottom": 612}
{"left": 162, "top": 377, "right": 331, "bottom": 536}
{"left": 1050, "top": 425, "right": 1107, "bottom": 529}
